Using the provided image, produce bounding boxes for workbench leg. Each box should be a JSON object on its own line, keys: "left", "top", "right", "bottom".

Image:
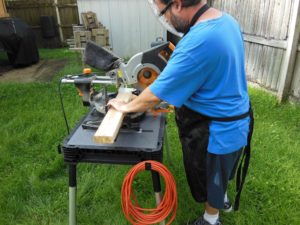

{"left": 69, "top": 164, "right": 77, "bottom": 225}
{"left": 151, "top": 171, "right": 166, "bottom": 225}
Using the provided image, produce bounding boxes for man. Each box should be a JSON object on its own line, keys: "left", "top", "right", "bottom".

{"left": 108, "top": 0, "right": 252, "bottom": 224}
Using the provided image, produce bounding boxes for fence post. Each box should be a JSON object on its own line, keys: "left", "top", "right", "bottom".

{"left": 54, "top": 0, "right": 64, "bottom": 42}
{"left": 0, "top": 0, "right": 9, "bottom": 17}
{"left": 277, "top": 0, "right": 300, "bottom": 102}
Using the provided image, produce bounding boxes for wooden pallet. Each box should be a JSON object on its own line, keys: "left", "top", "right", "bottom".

{"left": 92, "top": 28, "right": 109, "bottom": 46}
{"left": 81, "top": 11, "right": 100, "bottom": 30}
{"left": 66, "top": 38, "right": 75, "bottom": 48}
{"left": 74, "top": 31, "right": 91, "bottom": 48}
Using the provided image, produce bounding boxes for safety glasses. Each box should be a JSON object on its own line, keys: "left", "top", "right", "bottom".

{"left": 159, "top": 1, "right": 174, "bottom": 17}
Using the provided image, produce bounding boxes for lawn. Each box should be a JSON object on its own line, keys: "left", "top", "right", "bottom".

{"left": 0, "top": 48, "right": 299, "bottom": 225}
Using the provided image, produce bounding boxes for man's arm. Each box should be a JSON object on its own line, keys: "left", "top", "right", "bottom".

{"left": 107, "top": 87, "right": 161, "bottom": 113}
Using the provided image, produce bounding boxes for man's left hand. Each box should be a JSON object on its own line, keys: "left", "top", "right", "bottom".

{"left": 107, "top": 99, "right": 129, "bottom": 113}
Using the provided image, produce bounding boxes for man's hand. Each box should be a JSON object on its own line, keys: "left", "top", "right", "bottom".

{"left": 107, "top": 87, "right": 161, "bottom": 113}
{"left": 107, "top": 99, "right": 129, "bottom": 113}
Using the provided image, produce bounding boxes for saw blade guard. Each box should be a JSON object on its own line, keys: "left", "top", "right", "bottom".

{"left": 84, "top": 41, "right": 120, "bottom": 71}
{"left": 119, "top": 42, "right": 175, "bottom": 89}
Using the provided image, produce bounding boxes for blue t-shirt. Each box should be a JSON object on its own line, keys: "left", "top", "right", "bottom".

{"left": 150, "top": 13, "right": 250, "bottom": 154}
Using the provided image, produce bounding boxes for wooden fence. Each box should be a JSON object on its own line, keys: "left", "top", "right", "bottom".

{"left": 5, "top": 0, "right": 79, "bottom": 47}
{"left": 209, "top": 0, "right": 300, "bottom": 102}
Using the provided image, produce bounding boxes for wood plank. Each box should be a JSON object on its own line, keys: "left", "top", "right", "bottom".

{"left": 271, "top": 49, "right": 284, "bottom": 90}
{"left": 265, "top": 0, "right": 275, "bottom": 38}
{"left": 248, "top": 43, "right": 255, "bottom": 80}
{"left": 93, "top": 92, "right": 132, "bottom": 144}
{"left": 259, "top": 46, "right": 268, "bottom": 84}
{"left": 253, "top": 0, "right": 263, "bottom": 36}
{"left": 263, "top": 0, "right": 270, "bottom": 36}
{"left": 0, "top": 0, "right": 9, "bottom": 17}
{"left": 243, "top": 34, "right": 287, "bottom": 49}
{"left": 30, "top": 24, "right": 73, "bottom": 29}
{"left": 254, "top": 45, "right": 263, "bottom": 81}
{"left": 6, "top": 3, "right": 53, "bottom": 9}
{"left": 242, "top": 0, "right": 250, "bottom": 33}
{"left": 244, "top": 42, "right": 250, "bottom": 74}
{"left": 262, "top": 46, "right": 272, "bottom": 86}
{"left": 275, "top": 0, "right": 286, "bottom": 39}
{"left": 278, "top": 0, "right": 300, "bottom": 101}
{"left": 6, "top": 3, "right": 77, "bottom": 9}
{"left": 280, "top": 0, "right": 292, "bottom": 40}
{"left": 265, "top": 47, "right": 276, "bottom": 88}
{"left": 56, "top": 3, "right": 78, "bottom": 8}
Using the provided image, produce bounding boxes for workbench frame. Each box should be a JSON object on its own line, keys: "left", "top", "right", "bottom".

{"left": 60, "top": 109, "right": 166, "bottom": 225}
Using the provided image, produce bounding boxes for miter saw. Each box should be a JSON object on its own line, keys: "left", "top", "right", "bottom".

{"left": 60, "top": 40, "right": 174, "bottom": 131}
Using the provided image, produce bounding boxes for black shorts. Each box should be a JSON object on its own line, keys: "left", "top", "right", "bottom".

{"left": 175, "top": 106, "right": 243, "bottom": 209}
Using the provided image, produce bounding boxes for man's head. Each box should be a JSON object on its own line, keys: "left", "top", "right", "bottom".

{"left": 154, "top": 0, "right": 203, "bottom": 34}
{"left": 160, "top": 0, "right": 201, "bottom": 7}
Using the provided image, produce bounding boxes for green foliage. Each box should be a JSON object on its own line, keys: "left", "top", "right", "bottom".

{"left": 0, "top": 48, "right": 299, "bottom": 224}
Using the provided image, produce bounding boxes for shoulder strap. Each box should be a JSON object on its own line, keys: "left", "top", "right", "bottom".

{"left": 184, "top": 4, "right": 210, "bottom": 35}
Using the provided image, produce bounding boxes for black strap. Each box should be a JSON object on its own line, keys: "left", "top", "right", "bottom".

{"left": 233, "top": 105, "right": 254, "bottom": 211}
{"left": 201, "top": 110, "right": 250, "bottom": 122}
{"left": 184, "top": 4, "right": 210, "bottom": 35}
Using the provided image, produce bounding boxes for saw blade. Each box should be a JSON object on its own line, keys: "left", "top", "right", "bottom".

{"left": 135, "top": 67, "right": 159, "bottom": 90}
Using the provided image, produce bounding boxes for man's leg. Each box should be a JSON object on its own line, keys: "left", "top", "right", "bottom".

{"left": 187, "top": 150, "right": 241, "bottom": 225}
{"left": 204, "top": 202, "right": 219, "bottom": 224}
{"left": 201, "top": 150, "right": 243, "bottom": 224}
{"left": 205, "top": 202, "right": 219, "bottom": 215}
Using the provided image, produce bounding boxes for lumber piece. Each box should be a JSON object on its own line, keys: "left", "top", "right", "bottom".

{"left": 0, "top": 0, "right": 9, "bottom": 18}
{"left": 93, "top": 92, "right": 132, "bottom": 144}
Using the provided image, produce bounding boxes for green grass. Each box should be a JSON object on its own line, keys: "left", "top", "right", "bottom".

{"left": 0, "top": 48, "right": 300, "bottom": 225}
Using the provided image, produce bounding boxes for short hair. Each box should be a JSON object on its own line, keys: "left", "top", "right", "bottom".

{"left": 160, "top": 0, "right": 202, "bottom": 7}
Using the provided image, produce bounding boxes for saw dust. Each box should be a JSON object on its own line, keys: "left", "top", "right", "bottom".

{"left": 0, "top": 59, "right": 68, "bottom": 83}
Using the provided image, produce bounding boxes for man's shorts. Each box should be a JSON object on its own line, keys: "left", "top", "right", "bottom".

{"left": 175, "top": 105, "right": 242, "bottom": 209}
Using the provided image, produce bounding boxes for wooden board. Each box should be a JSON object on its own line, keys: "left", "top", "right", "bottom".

{"left": 0, "top": 0, "right": 9, "bottom": 18}
{"left": 93, "top": 92, "right": 132, "bottom": 144}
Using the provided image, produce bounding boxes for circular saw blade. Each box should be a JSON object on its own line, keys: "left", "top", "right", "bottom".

{"left": 135, "top": 67, "right": 159, "bottom": 90}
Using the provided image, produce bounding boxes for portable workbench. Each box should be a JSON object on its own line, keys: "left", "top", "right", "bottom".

{"left": 59, "top": 108, "right": 166, "bottom": 225}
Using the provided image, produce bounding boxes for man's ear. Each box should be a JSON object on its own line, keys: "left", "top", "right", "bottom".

{"left": 172, "top": 0, "right": 183, "bottom": 12}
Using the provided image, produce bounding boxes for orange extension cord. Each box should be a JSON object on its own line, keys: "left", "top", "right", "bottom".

{"left": 121, "top": 160, "right": 177, "bottom": 225}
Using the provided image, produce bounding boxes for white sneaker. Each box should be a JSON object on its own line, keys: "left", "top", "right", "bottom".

{"left": 223, "top": 201, "right": 233, "bottom": 213}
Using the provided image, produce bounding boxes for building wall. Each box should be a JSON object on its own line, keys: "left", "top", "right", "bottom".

{"left": 77, "top": 0, "right": 166, "bottom": 57}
